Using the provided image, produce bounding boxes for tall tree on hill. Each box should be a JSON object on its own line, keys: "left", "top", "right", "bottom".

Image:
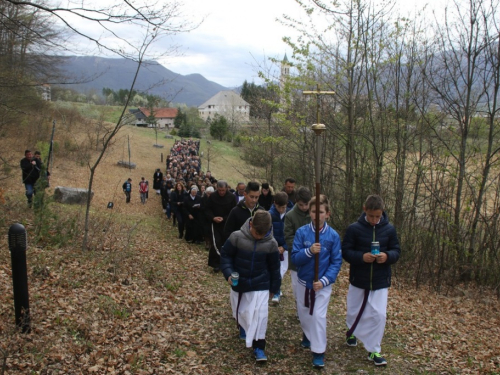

{"left": 174, "top": 107, "right": 187, "bottom": 128}
{"left": 209, "top": 114, "right": 228, "bottom": 141}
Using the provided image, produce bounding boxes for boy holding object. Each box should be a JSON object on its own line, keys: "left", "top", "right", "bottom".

{"left": 220, "top": 211, "right": 281, "bottom": 362}
{"left": 342, "top": 195, "right": 401, "bottom": 366}
{"left": 291, "top": 195, "right": 342, "bottom": 368}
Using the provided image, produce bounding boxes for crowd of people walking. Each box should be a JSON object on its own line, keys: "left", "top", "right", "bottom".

{"left": 123, "top": 138, "right": 401, "bottom": 370}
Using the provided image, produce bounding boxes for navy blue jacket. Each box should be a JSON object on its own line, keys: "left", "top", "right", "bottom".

{"left": 342, "top": 212, "right": 401, "bottom": 290}
{"left": 269, "top": 205, "right": 287, "bottom": 250}
{"left": 220, "top": 218, "right": 281, "bottom": 294}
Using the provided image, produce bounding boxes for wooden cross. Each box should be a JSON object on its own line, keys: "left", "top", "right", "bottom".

{"left": 302, "top": 84, "right": 336, "bottom": 129}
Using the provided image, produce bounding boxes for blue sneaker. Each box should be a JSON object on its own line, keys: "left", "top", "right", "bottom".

{"left": 254, "top": 348, "right": 267, "bottom": 362}
{"left": 300, "top": 333, "right": 311, "bottom": 349}
{"left": 239, "top": 326, "right": 246, "bottom": 340}
{"left": 312, "top": 352, "right": 325, "bottom": 368}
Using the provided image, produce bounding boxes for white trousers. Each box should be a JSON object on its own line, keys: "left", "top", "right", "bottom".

{"left": 346, "top": 285, "right": 388, "bottom": 353}
{"left": 280, "top": 250, "right": 289, "bottom": 280}
{"left": 296, "top": 282, "right": 332, "bottom": 354}
{"left": 230, "top": 290, "right": 269, "bottom": 348}
{"left": 290, "top": 270, "right": 299, "bottom": 302}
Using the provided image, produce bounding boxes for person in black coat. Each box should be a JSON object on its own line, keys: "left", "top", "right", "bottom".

{"left": 204, "top": 180, "right": 236, "bottom": 272}
{"left": 201, "top": 186, "right": 215, "bottom": 250}
{"left": 342, "top": 195, "right": 401, "bottom": 366}
{"left": 170, "top": 182, "right": 187, "bottom": 239}
{"left": 20, "top": 149, "right": 41, "bottom": 206}
{"left": 183, "top": 186, "right": 203, "bottom": 243}
{"left": 224, "top": 181, "right": 264, "bottom": 239}
{"left": 153, "top": 169, "right": 163, "bottom": 195}
{"left": 258, "top": 182, "right": 273, "bottom": 211}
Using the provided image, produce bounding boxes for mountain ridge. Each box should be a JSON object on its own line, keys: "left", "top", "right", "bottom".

{"left": 56, "top": 56, "right": 228, "bottom": 107}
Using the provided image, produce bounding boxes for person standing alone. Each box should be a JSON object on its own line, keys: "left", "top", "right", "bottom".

{"left": 20, "top": 149, "right": 41, "bottom": 207}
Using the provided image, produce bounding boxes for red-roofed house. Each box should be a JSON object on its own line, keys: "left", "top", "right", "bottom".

{"left": 129, "top": 107, "right": 178, "bottom": 129}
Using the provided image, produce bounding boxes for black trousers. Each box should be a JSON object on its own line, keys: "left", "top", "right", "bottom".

{"left": 253, "top": 339, "right": 266, "bottom": 350}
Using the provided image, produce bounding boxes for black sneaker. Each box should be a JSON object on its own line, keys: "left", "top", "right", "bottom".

{"left": 346, "top": 334, "right": 357, "bottom": 347}
{"left": 367, "top": 352, "right": 387, "bottom": 366}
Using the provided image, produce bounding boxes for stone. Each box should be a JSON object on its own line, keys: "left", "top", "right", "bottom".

{"left": 53, "top": 186, "right": 93, "bottom": 205}
{"left": 117, "top": 161, "right": 137, "bottom": 169}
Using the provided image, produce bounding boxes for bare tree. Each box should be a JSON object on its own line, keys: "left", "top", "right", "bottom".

{"left": 424, "top": 0, "right": 492, "bottom": 280}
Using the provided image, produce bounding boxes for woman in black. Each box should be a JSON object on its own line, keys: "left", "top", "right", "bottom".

{"left": 170, "top": 182, "right": 187, "bottom": 239}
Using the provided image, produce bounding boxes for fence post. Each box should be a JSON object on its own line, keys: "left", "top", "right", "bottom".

{"left": 8, "top": 223, "right": 31, "bottom": 333}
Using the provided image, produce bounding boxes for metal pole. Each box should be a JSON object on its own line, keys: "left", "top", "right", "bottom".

{"left": 128, "top": 135, "right": 131, "bottom": 171}
{"left": 312, "top": 124, "right": 326, "bottom": 282}
{"left": 8, "top": 223, "right": 31, "bottom": 333}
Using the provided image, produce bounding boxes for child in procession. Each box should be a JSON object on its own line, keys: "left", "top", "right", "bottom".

{"left": 342, "top": 195, "right": 401, "bottom": 366}
{"left": 269, "top": 191, "right": 290, "bottom": 304}
{"left": 220, "top": 211, "right": 281, "bottom": 362}
{"left": 291, "top": 195, "right": 342, "bottom": 368}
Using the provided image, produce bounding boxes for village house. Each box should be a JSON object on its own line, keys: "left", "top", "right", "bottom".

{"left": 198, "top": 90, "right": 250, "bottom": 123}
{"left": 129, "top": 107, "right": 178, "bottom": 129}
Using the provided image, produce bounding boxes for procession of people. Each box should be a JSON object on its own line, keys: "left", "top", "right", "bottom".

{"left": 22, "top": 138, "right": 400, "bottom": 370}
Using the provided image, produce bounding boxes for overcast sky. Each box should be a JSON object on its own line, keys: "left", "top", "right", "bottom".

{"left": 152, "top": 0, "right": 440, "bottom": 88}
{"left": 66, "top": 0, "right": 442, "bottom": 88}
{"left": 156, "top": 0, "right": 305, "bottom": 87}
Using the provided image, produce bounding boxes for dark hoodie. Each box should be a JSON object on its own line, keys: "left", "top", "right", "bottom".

{"left": 224, "top": 200, "right": 264, "bottom": 239}
{"left": 342, "top": 212, "right": 401, "bottom": 290}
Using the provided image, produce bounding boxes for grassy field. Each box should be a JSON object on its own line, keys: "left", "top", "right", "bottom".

{"left": 0, "top": 123, "right": 499, "bottom": 374}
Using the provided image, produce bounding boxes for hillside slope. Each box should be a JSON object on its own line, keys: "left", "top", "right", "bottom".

{"left": 0, "top": 125, "right": 499, "bottom": 374}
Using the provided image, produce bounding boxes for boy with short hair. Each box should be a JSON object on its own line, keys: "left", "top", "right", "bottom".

{"left": 269, "top": 191, "right": 289, "bottom": 304}
{"left": 224, "top": 181, "right": 264, "bottom": 238}
{"left": 292, "top": 195, "right": 342, "bottom": 368}
{"left": 284, "top": 187, "right": 312, "bottom": 302}
{"left": 342, "top": 195, "right": 401, "bottom": 366}
{"left": 220, "top": 210, "right": 281, "bottom": 362}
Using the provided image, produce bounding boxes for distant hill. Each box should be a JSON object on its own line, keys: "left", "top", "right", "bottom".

{"left": 56, "top": 56, "right": 228, "bottom": 107}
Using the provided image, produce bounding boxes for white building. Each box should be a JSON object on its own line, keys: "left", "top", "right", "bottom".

{"left": 198, "top": 90, "right": 250, "bottom": 123}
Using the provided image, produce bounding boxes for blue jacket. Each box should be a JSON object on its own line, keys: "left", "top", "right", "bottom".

{"left": 342, "top": 212, "right": 401, "bottom": 290}
{"left": 220, "top": 218, "right": 281, "bottom": 294}
{"left": 292, "top": 222, "right": 342, "bottom": 289}
{"left": 269, "top": 205, "right": 288, "bottom": 250}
